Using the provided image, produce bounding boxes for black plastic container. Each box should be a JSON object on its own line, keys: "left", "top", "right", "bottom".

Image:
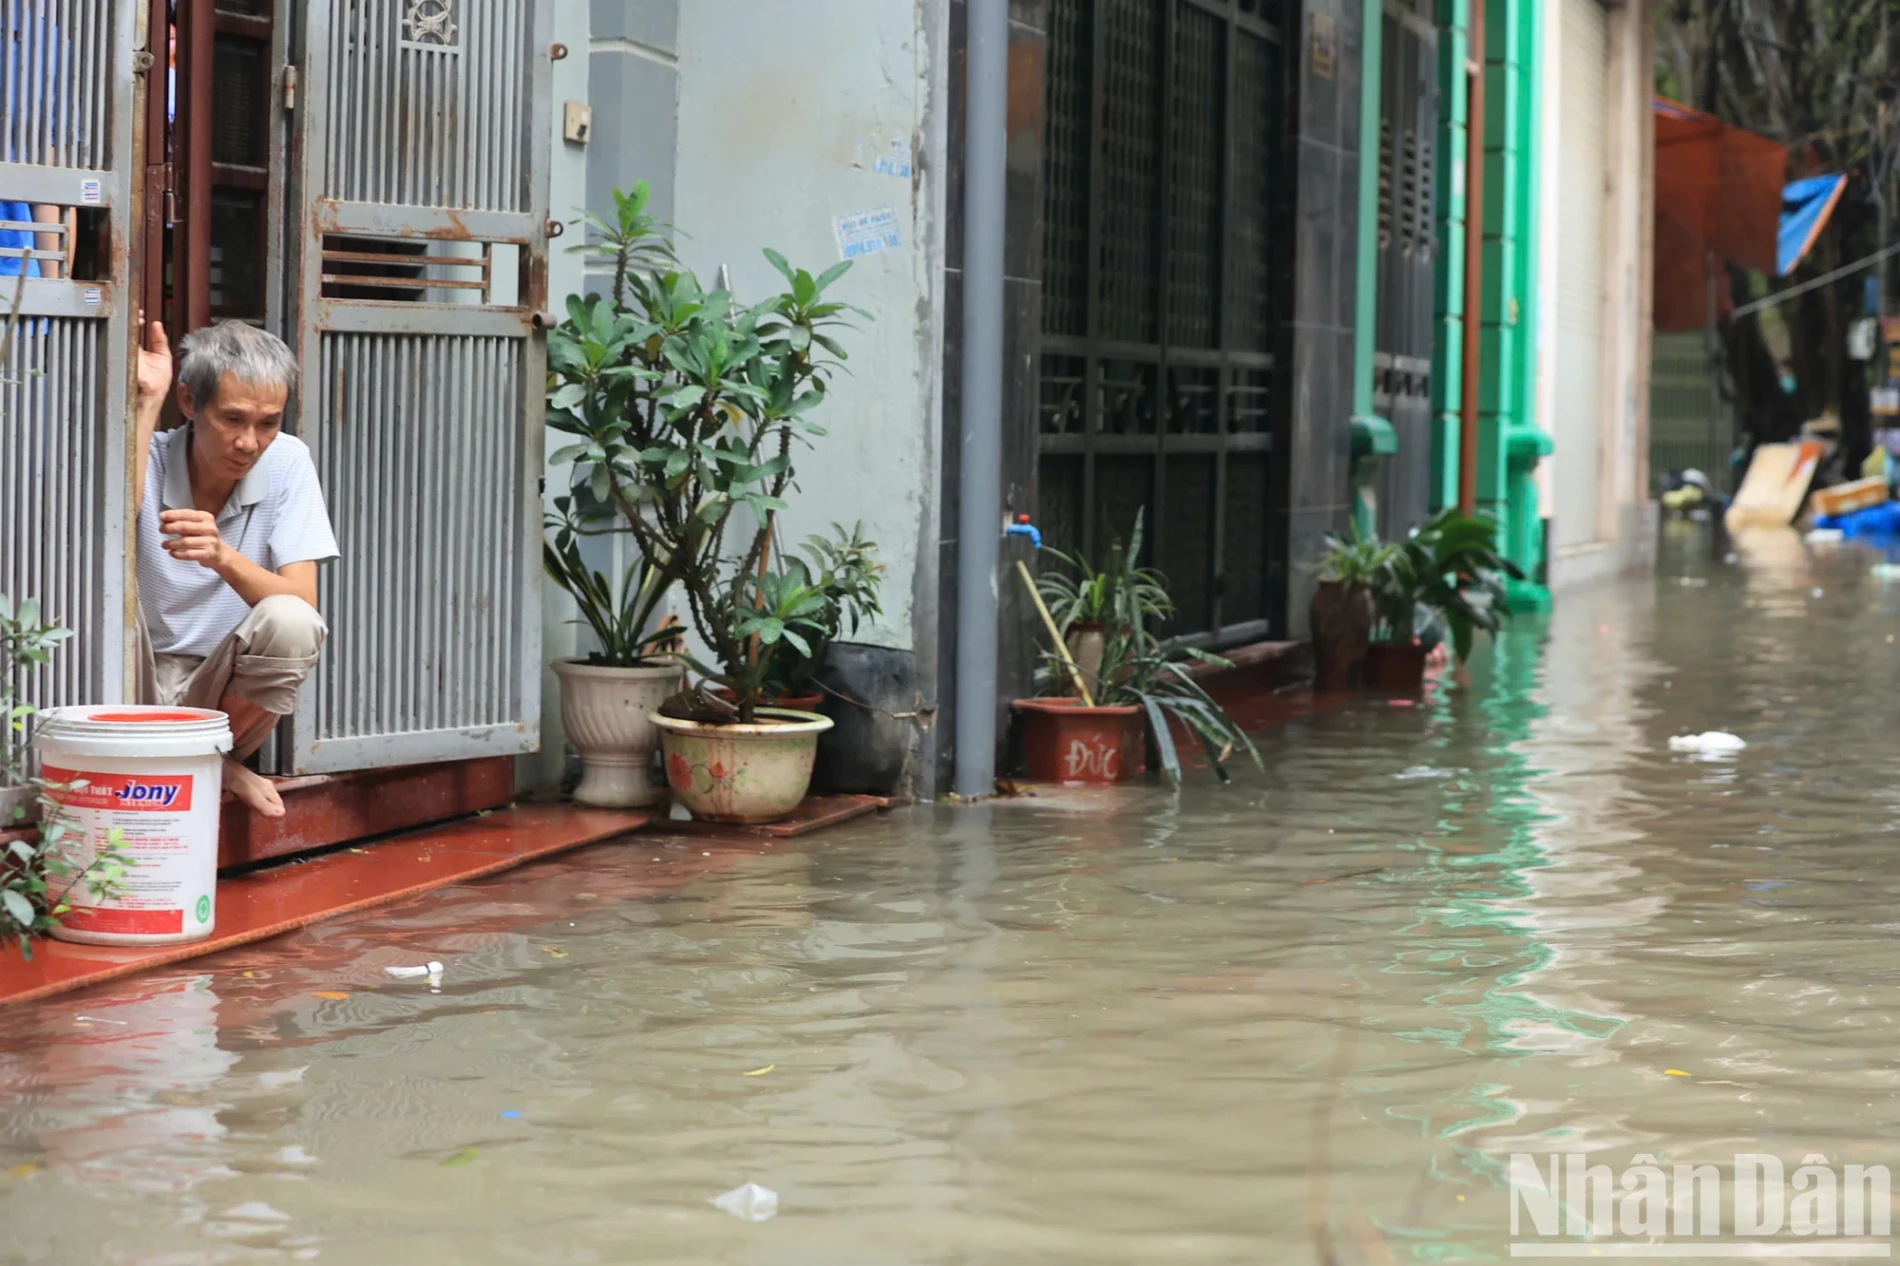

{"left": 811, "top": 643, "right": 917, "bottom": 796}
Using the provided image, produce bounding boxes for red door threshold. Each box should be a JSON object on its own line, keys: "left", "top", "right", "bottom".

{"left": 0, "top": 804, "right": 649, "bottom": 1008}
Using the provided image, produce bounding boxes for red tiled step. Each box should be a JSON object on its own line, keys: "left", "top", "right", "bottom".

{"left": 219, "top": 757, "right": 516, "bottom": 869}
{"left": 657, "top": 794, "right": 883, "bottom": 839}
{"left": 0, "top": 803, "right": 649, "bottom": 1008}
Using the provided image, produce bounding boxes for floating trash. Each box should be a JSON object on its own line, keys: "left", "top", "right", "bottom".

{"left": 1668, "top": 732, "right": 1747, "bottom": 755}
{"left": 712, "top": 1182, "right": 778, "bottom": 1222}
{"left": 383, "top": 962, "right": 444, "bottom": 981}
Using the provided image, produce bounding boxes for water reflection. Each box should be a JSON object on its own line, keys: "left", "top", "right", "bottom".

{"left": 6, "top": 528, "right": 1900, "bottom": 1261}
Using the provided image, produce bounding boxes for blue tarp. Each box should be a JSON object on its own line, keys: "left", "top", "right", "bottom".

{"left": 1779, "top": 174, "right": 1849, "bottom": 276}
{"left": 1814, "top": 501, "right": 1900, "bottom": 538}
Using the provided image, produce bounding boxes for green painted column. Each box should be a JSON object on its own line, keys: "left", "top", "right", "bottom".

{"left": 1430, "top": 0, "right": 1468, "bottom": 515}
{"left": 1501, "top": 0, "right": 1549, "bottom": 610}
{"left": 1432, "top": 0, "right": 1549, "bottom": 609}
{"left": 1477, "top": 0, "right": 1519, "bottom": 518}
{"left": 1349, "top": 0, "right": 1392, "bottom": 541}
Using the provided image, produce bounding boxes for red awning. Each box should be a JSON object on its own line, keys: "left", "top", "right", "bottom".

{"left": 1653, "top": 98, "right": 1788, "bottom": 332}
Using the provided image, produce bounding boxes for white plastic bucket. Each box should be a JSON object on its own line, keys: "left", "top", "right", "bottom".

{"left": 33, "top": 705, "right": 233, "bottom": 946}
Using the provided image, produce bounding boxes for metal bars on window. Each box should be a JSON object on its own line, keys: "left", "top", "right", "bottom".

{"left": 1372, "top": 1, "right": 1439, "bottom": 539}
{"left": 1038, "top": 0, "right": 1286, "bottom": 643}
{"left": 0, "top": 1, "right": 136, "bottom": 722}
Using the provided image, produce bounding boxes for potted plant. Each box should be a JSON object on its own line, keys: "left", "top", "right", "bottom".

{"left": 1309, "top": 529, "right": 1395, "bottom": 689}
{"left": 1036, "top": 509, "right": 1169, "bottom": 691}
{"left": 547, "top": 181, "right": 865, "bottom": 823}
{"left": 1015, "top": 517, "right": 1262, "bottom": 787}
{"left": 724, "top": 523, "right": 884, "bottom": 713}
{"left": 1365, "top": 509, "right": 1523, "bottom": 690}
{"left": 542, "top": 502, "right": 685, "bottom": 807}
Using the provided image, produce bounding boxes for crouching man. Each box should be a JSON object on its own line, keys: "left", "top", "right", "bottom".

{"left": 132, "top": 319, "right": 338, "bottom": 817}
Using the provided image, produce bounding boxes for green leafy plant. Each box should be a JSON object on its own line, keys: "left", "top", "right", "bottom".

{"left": 1036, "top": 509, "right": 1170, "bottom": 636}
{"left": 0, "top": 595, "right": 130, "bottom": 960}
{"left": 1031, "top": 514, "right": 1261, "bottom": 786}
{"left": 543, "top": 494, "right": 677, "bottom": 666}
{"left": 1369, "top": 509, "right": 1524, "bottom": 661}
{"left": 758, "top": 523, "right": 885, "bottom": 699}
{"left": 1315, "top": 526, "right": 1398, "bottom": 588}
{"left": 1082, "top": 634, "right": 1262, "bottom": 787}
{"left": 545, "top": 180, "right": 867, "bottom": 722}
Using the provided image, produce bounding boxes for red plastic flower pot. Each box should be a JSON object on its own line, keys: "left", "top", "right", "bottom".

{"left": 1364, "top": 640, "right": 1428, "bottom": 692}
{"left": 1011, "top": 698, "right": 1146, "bottom": 785}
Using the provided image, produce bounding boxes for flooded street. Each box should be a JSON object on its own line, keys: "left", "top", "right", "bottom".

{"left": 6, "top": 524, "right": 1900, "bottom": 1263}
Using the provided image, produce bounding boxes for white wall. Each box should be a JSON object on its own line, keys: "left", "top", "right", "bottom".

{"left": 1537, "top": 0, "right": 1657, "bottom": 593}
{"left": 671, "top": 0, "right": 944, "bottom": 654}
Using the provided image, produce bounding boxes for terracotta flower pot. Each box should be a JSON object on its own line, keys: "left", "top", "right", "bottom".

{"left": 1308, "top": 579, "right": 1374, "bottom": 689}
{"left": 1063, "top": 622, "right": 1107, "bottom": 695}
{"left": 1364, "top": 640, "right": 1428, "bottom": 692}
{"left": 651, "top": 708, "right": 834, "bottom": 823}
{"left": 1012, "top": 697, "right": 1145, "bottom": 785}
{"left": 552, "top": 660, "right": 683, "bottom": 807}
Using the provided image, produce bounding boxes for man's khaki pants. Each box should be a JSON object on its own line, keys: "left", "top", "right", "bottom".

{"left": 137, "top": 595, "right": 328, "bottom": 759}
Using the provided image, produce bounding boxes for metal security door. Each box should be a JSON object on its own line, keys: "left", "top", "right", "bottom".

{"left": 1038, "top": 0, "right": 1286, "bottom": 644}
{"left": 1372, "top": 0, "right": 1437, "bottom": 538}
{"left": 0, "top": 2, "right": 138, "bottom": 716}
{"left": 287, "top": 0, "right": 550, "bottom": 774}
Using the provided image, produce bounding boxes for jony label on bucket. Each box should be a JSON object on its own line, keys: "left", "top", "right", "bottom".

{"left": 43, "top": 766, "right": 208, "bottom": 937}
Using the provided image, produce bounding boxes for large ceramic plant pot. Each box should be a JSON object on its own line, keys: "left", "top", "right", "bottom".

{"left": 552, "top": 660, "right": 683, "bottom": 808}
{"left": 1308, "top": 579, "right": 1375, "bottom": 689}
{"left": 1062, "top": 622, "right": 1107, "bottom": 696}
{"left": 1012, "top": 698, "right": 1145, "bottom": 785}
{"left": 652, "top": 708, "right": 834, "bottom": 824}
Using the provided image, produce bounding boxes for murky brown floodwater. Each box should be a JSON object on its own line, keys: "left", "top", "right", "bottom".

{"left": 6, "top": 523, "right": 1900, "bottom": 1263}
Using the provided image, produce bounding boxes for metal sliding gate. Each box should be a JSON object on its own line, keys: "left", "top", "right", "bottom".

{"left": 287, "top": 0, "right": 552, "bottom": 773}
{"left": 1371, "top": 0, "right": 1438, "bottom": 538}
{"left": 1038, "top": 0, "right": 1288, "bottom": 643}
{"left": 0, "top": 2, "right": 138, "bottom": 719}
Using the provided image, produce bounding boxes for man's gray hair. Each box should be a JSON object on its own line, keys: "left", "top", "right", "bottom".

{"left": 176, "top": 321, "right": 299, "bottom": 408}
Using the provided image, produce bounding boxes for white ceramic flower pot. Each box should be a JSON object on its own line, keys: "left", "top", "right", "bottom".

{"left": 651, "top": 708, "right": 834, "bottom": 824}
{"left": 552, "top": 660, "right": 683, "bottom": 808}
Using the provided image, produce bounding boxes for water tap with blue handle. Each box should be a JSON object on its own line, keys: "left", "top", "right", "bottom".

{"left": 1004, "top": 514, "right": 1041, "bottom": 549}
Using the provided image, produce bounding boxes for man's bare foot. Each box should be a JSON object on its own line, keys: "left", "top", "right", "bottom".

{"left": 223, "top": 758, "right": 285, "bottom": 817}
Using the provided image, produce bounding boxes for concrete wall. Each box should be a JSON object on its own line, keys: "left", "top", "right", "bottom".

{"left": 931, "top": 0, "right": 1047, "bottom": 795}
{"left": 531, "top": 1, "right": 947, "bottom": 792}
{"left": 1536, "top": 0, "right": 1657, "bottom": 594}
{"left": 671, "top": 0, "right": 947, "bottom": 665}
